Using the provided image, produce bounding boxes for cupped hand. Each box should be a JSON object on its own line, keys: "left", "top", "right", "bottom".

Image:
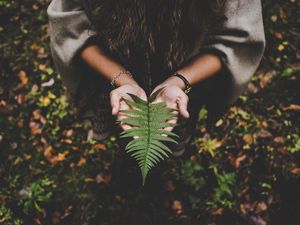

{"left": 110, "top": 83, "right": 147, "bottom": 130}
{"left": 151, "top": 77, "right": 190, "bottom": 131}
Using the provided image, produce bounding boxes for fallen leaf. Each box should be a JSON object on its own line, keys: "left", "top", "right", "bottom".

{"left": 93, "top": 143, "right": 107, "bottom": 151}
{"left": 164, "top": 180, "right": 176, "bottom": 192}
{"left": 273, "top": 31, "right": 283, "bottom": 40}
{"left": 211, "top": 207, "right": 224, "bottom": 216}
{"left": 255, "top": 201, "right": 268, "bottom": 213}
{"left": 41, "top": 78, "right": 55, "bottom": 87}
{"left": 18, "top": 70, "right": 28, "bottom": 86}
{"left": 282, "top": 104, "right": 300, "bottom": 111}
{"left": 23, "top": 153, "right": 32, "bottom": 160}
{"left": 29, "top": 121, "right": 42, "bottom": 135}
{"left": 33, "top": 109, "right": 42, "bottom": 120}
{"left": 63, "top": 129, "right": 74, "bottom": 137}
{"left": 259, "top": 71, "right": 274, "bottom": 89}
{"left": 172, "top": 200, "right": 183, "bottom": 214}
{"left": 62, "top": 139, "right": 72, "bottom": 144}
{"left": 44, "top": 146, "right": 53, "bottom": 160}
{"left": 291, "top": 168, "right": 300, "bottom": 175}
{"left": 255, "top": 129, "right": 272, "bottom": 139}
{"left": 96, "top": 173, "right": 112, "bottom": 184}
{"left": 77, "top": 157, "right": 86, "bottom": 167}
{"left": 243, "top": 134, "right": 254, "bottom": 145}
{"left": 39, "top": 96, "right": 51, "bottom": 107}
{"left": 56, "top": 151, "right": 69, "bottom": 161}
{"left": 15, "top": 94, "right": 26, "bottom": 104}
{"left": 274, "top": 136, "right": 285, "bottom": 144}
{"left": 84, "top": 178, "right": 95, "bottom": 183}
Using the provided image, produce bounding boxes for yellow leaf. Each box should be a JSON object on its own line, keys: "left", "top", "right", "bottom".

{"left": 277, "top": 44, "right": 285, "bottom": 51}
{"left": 39, "top": 96, "right": 51, "bottom": 107}
{"left": 48, "top": 91, "right": 56, "bottom": 99}
{"left": 84, "top": 178, "right": 95, "bottom": 183}
{"left": 243, "top": 134, "right": 253, "bottom": 145}
{"left": 18, "top": 70, "right": 28, "bottom": 86}
{"left": 172, "top": 200, "right": 183, "bottom": 214}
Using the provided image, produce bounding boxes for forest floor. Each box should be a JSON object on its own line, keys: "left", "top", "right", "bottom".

{"left": 0, "top": 1, "right": 299, "bottom": 225}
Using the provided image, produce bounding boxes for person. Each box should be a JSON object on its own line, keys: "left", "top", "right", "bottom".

{"left": 47, "top": 0, "right": 265, "bottom": 156}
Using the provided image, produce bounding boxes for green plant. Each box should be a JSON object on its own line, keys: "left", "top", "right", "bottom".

{"left": 181, "top": 160, "right": 205, "bottom": 191}
{"left": 18, "top": 177, "right": 56, "bottom": 214}
{"left": 208, "top": 166, "right": 236, "bottom": 208}
{"left": 0, "top": 204, "right": 22, "bottom": 225}
{"left": 119, "top": 87, "right": 178, "bottom": 185}
{"left": 288, "top": 135, "right": 300, "bottom": 154}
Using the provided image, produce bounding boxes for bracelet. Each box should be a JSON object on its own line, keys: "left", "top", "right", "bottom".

{"left": 173, "top": 72, "right": 192, "bottom": 94}
{"left": 110, "top": 70, "right": 133, "bottom": 89}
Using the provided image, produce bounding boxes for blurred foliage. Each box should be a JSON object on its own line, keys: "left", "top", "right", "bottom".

{"left": 0, "top": 0, "right": 299, "bottom": 225}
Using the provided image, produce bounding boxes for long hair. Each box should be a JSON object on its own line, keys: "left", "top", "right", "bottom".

{"left": 83, "top": 0, "right": 227, "bottom": 70}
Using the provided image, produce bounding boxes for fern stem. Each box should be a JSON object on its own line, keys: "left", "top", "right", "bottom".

{"left": 142, "top": 100, "right": 151, "bottom": 186}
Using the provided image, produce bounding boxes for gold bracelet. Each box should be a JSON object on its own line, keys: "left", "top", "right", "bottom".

{"left": 110, "top": 70, "right": 133, "bottom": 88}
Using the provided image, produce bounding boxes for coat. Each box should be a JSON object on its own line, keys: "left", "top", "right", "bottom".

{"left": 47, "top": 0, "right": 266, "bottom": 140}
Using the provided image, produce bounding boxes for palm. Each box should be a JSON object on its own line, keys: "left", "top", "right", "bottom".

{"left": 153, "top": 86, "right": 181, "bottom": 130}
{"left": 110, "top": 84, "right": 147, "bottom": 131}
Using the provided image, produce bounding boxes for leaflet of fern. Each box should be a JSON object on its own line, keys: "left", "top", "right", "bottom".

{"left": 118, "top": 89, "right": 178, "bottom": 185}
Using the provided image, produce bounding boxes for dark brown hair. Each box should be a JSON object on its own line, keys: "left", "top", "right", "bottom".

{"left": 83, "top": 0, "right": 227, "bottom": 70}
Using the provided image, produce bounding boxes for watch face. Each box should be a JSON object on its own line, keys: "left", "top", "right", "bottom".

{"left": 185, "top": 87, "right": 192, "bottom": 94}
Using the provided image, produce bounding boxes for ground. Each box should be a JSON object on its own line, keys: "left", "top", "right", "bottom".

{"left": 0, "top": 0, "right": 299, "bottom": 225}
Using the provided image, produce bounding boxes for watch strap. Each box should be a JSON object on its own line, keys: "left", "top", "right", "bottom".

{"left": 173, "top": 72, "right": 192, "bottom": 94}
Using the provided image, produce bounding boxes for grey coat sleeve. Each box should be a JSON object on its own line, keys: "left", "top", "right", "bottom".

{"left": 200, "top": 0, "right": 266, "bottom": 121}
{"left": 47, "top": 0, "right": 97, "bottom": 98}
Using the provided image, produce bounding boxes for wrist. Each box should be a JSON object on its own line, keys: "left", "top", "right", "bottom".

{"left": 163, "top": 75, "right": 186, "bottom": 90}
{"left": 115, "top": 74, "right": 138, "bottom": 87}
{"left": 111, "top": 69, "right": 138, "bottom": 88}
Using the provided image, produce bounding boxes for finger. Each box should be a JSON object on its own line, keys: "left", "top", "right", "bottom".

{"left": 163, "top": 117, "right": 178, "bottom": 132}
{"left": 110, "top": 91, "right": 125, "bottom": 115}
{"left": 177, "top": 96, "right": 190, "bottom": 119}
{"left": 118, "top": 100, "right": 132, "bottom": 130}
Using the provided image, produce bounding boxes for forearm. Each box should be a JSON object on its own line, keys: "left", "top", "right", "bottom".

{"left": 80, "top": 45, "right": 137, "bottom": 87}
{"left": 165, "top": 53, "right": 222, "bottom": 90}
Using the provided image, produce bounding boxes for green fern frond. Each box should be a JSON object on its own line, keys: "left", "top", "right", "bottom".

{"left": 118, "top": 87, "right": 179, "bottom": 185}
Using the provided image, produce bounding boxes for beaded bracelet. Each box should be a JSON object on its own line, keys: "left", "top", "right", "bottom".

{"left": 110, "top": 70, "right": 133, "bottom": 89}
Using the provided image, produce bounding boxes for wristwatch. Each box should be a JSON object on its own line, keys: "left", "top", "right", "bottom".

{"left": 173, "top": 72, "right": 192, "bottom": 94}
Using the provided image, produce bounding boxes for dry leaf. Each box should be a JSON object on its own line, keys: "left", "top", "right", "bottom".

{"left": 172, "top": 200, "right": 183, "bottom": 214}
{"left": 29, "top": 121, "right": 42, "bottom": 135}
{"left": 33, "top": 109, "right": 41, "bottom": 120}
{"left": 164, "top": 180, "right": 176, "bottom": 192}
{"left": 255, "top": 201, "right": 268, "bottom": 213}
{"left": 243, "top": 134, "right": 254, "bottom": 145}
{"left": 93, "top": 143, "right": 107, "bottom": 151}
{"left": 39, "top": 96, "right": 51, "bottom": 107}
{"left": 63, "top": 129, "right": 74, "bottom": 137}
{"left": 84, "top": 178, "right": 95, "bottom": 183}
{"left": 77, "top": 157, "right": 86, "bottom": 167}
{"left": 291, "top": 168, "right": 300, "bottom": 175}
{"left": 282, "top": 104, "right": 300, "bottom": 111}
{"left": 274, "top": 136, "right": 285, "bottom": 144}
{"left": 18, "top": 70, "right": 28, "bottom": 86}
{"left": 96, "top": 173, "right": 112, "bottom": 184}
{"left": 255, "top": 129, "right": 272, "bottom": 139}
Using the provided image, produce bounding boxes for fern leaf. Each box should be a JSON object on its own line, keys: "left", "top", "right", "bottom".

{"left": 118, "top": 88, "right": 178, "bottom": 185}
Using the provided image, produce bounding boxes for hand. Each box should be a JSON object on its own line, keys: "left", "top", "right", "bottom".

{"left": 151, "top": 76, "right": 190, "bottom": 131}
{"left": 110, "top": 83, "right": 147, "bottom": 130}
